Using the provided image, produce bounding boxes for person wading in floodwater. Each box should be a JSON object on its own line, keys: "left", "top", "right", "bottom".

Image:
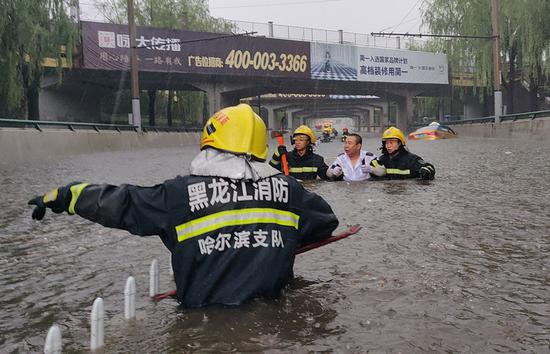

{"left": 269, "top": 125, "right": 329, "bottom": 180}
{"left": 28, "top": 104, "right": 339, "bottom": 308}
{"left": 370, "top": 127, "right": 436, "bottom": 180}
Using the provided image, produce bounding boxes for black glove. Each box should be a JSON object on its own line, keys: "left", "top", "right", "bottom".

{"left": 277, "top": 145, "right": 288, "bottom": 156}
{"left": 28, "top": 182, "right": 81, "bottom": 220}
{"left": 419, "top": 165, "right": 435, "bottom": 180}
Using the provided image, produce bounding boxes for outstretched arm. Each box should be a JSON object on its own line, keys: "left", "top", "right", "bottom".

{"left": 29, "top": 181, "right": 174, "bottom": 236}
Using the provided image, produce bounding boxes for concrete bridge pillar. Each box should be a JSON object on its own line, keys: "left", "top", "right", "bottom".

{"left": 190, "top": 82, "right": 256, "bottom": 124}
{"left": 205, "top": 88, "right": 239, "bottom": 119}
{"left": 266, "top": 106, "right": 278, "bottom": 130}
{"left": 380, "top": 105, "right": 389, "bottom": 127}
{"left": 368, "top": 107, "right": 375, "bottom": 132}
{"left": 357, "top": 113, "right": 365, "bottom": 131}
{"left": 286, "top": 109, "right": 303, "bottom": 130}
{"left": 285, "top": 112, "right": 293, "bottom": 130}
{"left": 396, "top": 92, "right": 413, "bottom": 133}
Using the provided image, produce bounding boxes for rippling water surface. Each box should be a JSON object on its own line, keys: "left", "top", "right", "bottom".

{"left": 1, "top": 136, "right": 549, "bottom": 353}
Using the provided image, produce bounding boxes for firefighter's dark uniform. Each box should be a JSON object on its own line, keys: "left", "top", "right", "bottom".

{"left": 269, "top": 149, "right": 329, "bottom": 180}
{"left": 62, "top": 175, "right": 338, "bottom": 307}
{"left": 369, "top": 147, "right": 435, "bottom": 180}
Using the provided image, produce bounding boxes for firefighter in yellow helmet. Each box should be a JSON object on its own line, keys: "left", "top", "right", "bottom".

{"left": 369, "top": 126, "right": 436, "bottom": 180}
{"left": 269, "top": 125, "right": 330, "bottom": 180}
{"left": 28, "top": 104, "right": 338, "bottom": 307}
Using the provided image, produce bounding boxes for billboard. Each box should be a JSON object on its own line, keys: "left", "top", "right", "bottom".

{"left": 81, "top": 21, "right": 311, "bottom": 79}
{"left": 310, "top": 42, "right": 357, "bottom": 81}
{"left": 357, "top": 47, "right": 448, "bottom": 84}
{"left": 310, "top": 42, "right": 448, "bottom": 84}
{"left": 81, "top": 21, "right": 448, "bottom": 85}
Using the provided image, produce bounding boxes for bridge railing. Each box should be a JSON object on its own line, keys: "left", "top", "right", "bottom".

{"left": 0, "top": 118, "right": 202, "bottom": 133}
{"left": 428, "top": 109, "right": 550, "bottom": 126}
{"left": 499, "top": 109, "right": 550, "bottom": 122}
{"left": 225, "top": 19, "right": 426, "bottom": 49}
{"left": 141, "top": 125, "right": 202, "bottom": 133}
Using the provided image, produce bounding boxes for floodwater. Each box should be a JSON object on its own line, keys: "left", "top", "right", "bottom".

{"left": 1, "top": 135, "right": 549, "bottom": 353}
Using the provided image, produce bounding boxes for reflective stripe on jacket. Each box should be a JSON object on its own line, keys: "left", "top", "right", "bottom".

{"left": 269, "top": 149, "right": 329, "bottom": 180}
{"left": 370, "top": 148, "right": 435, "bottom": 180}
{"left": 72, "top": 174, "right": 338, "bottom": 307}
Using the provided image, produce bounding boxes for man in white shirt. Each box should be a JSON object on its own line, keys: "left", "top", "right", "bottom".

{"left": 326, "top": 133, "right": 380, "bottom": 181}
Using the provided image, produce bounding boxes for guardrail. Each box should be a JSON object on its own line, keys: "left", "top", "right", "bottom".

{"left": 427, "top": 109, "right": 550, "bottom": 126}
{"left": 141, "top": 125, "right": 202, "bottom": 133}
{"left": 0, "top": 118, "right": 202, "bottom": 133}
{"left": 500, "top": 109, "right": 550, "bottom": 122}
{"left": 444, "top": 116, "right": 496, "bottom": 125}
{"left": 225, "top": 19, "right": 427, "bottom": 49}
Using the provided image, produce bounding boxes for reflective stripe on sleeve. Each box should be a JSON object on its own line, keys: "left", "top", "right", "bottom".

{"left": 386, "top": 168, "right": 410, "bottom": 175}
{"left": 371, "top": 160, "right": 381, "bottom": 168}
{"left": 175, "top": 208, "right": 299, "bottom": 242}
{"left": 43, "top": 188, "right": 59, "bottom": 203}
{"left": 289, "top": 166, "right": 318, "bottom": 173}
{"left": 68, "top": 183, "right": 90, "bottom": 214}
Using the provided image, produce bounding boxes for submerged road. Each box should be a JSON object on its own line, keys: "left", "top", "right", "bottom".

{"left": 0, "top": 136, "right": 549, "bottom": 352}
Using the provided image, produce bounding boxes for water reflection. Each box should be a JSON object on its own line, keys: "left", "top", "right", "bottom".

{"left": 1, "top": 137, "right": 550, "bottom": 352}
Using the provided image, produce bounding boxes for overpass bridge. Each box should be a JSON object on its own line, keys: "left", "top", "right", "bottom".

{"left": 42, "top": 21, "right": 449, "bottom": 133}
{"left": 243, "top": 94, "right": 399, "bottom": 132}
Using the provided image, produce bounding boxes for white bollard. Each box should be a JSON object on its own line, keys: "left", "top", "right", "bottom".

{"left": 149, "top": 259, "right": 159, "bottom": 297}
{"left": 44, "top": 324, "right": 62, "bottom": 354}
{"left": 124, "top": 276, "right": 136, "bottom": 319}
{"left": 90, "top": 297, "right": 104, "bottom": 351}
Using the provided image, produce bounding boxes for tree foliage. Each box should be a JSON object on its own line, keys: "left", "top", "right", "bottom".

{"left": 0, "top": 0, "right": 75, "bottom": 118}
{"left": 97, "top": 0, "right": 233, "bottom": 32}
{"left": 421, "top": 0, "right": 550, "bottom": 112}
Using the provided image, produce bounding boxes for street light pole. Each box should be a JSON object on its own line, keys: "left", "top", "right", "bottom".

{"left": 491, "top": 0, "right": 502, "bottom": 123}
{"left": 127, "top": 0, "right": 141, "bottom": 129}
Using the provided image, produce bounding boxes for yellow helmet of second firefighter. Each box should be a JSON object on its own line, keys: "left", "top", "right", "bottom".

{"left": 382, "top": 126, "right": 406, "bottom": 145}
{"left": 200, "top": 103, "right": 268, "bottom": 161}
{"left": 293, "top": 125, "right": 316, "bottom": 144}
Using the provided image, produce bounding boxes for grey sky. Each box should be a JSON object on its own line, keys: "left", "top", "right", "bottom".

{"left": 208, "top": 0, "right": 426, "bottom": 35}
{"left": 80, "top": 0, "right": 426, "bottom": 35}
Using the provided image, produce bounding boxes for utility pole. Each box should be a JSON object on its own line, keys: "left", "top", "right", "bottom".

{"left": 69, "top": 0, "right": 80, "bottom": 23}
{"left": 127, "top": 0, "right": 142, "bottom": 129}
{"left": 491, "top": 0, "right": 502, "bottom": 123}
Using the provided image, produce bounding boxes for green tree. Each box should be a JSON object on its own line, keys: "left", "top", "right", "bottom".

{"left": 421, "top": 0, "right": 549, "bottom": 112}
{"left": 0, "top": 0, "right": 75, "bottom": 118}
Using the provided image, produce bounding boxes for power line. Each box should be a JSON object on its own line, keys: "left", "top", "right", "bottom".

{"left": 211, "top": 0, "right": 342, "bottom": 10}
{"left": 379, "top": 0, "right": 424, "bottom": 34}
{"left": 378, "top": 16, "right": 422, "bottom": 33}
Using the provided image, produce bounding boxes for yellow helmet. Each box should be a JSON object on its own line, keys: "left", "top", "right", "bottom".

{"left": 382, "top": 126, "right": 406, "bottom": 145}
{"left": 200, "top": 104, "right": 268, "bottom": 161}
{"left": 293, "top": 125, "right": 316, "bottom": 144}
